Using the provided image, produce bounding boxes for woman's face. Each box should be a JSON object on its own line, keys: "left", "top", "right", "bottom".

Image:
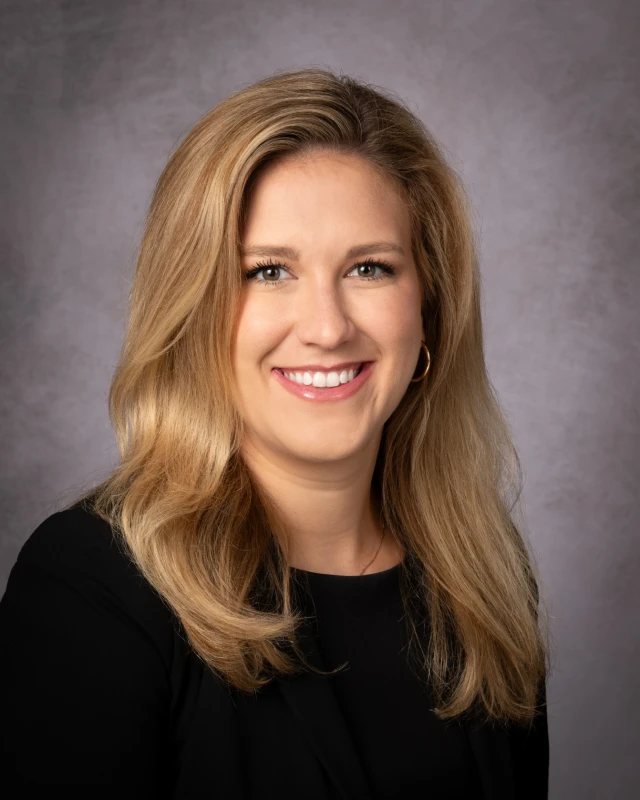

{"left": 233, "top": 150, "right": 425, "bottom": 466}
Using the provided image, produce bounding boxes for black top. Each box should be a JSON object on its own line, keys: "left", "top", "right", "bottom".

{"left": 292, "top": 565, "right": 482, "bottom": 797}
{"left": 0, "top": 504, "right": 548, "bottom": 798}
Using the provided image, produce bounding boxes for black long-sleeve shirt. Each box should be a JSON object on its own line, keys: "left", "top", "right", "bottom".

{"left": 0, "top": 504, "right": 548, "bottom": 797}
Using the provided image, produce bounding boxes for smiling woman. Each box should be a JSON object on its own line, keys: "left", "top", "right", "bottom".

{"left": 0, "top": 68, "right": 550, "bottom": 798}
{"left": 233, "top": 150, "right": 427, "bottom": 519}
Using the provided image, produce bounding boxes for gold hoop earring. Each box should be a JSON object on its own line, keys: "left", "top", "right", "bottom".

{"left": 410, "top": 341, "right": 431, "bottom": 383}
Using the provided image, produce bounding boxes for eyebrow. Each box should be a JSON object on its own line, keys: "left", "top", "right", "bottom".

{"left": 240, "top": 241, "right": 406, "bottom": 259}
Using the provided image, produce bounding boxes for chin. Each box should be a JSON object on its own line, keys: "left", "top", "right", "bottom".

{"left": 278, "top": 430, "right": 369, "bottom": 460}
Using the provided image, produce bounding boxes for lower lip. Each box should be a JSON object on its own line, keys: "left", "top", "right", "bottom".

{"left": 271, "top": 362, "right": 375, "bottom": 403}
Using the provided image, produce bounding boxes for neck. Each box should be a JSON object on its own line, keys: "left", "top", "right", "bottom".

{"left": 241, "top": 433, "right": 403, "bottom": 576}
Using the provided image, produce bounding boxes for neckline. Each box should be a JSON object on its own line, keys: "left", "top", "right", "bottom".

{"left": 292, "top": 558, "right": 404, "bottom": 580}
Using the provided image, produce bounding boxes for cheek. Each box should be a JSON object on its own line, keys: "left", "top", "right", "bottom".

{"left": 364, "top": 293, "right": 423, "bottom": 386}
{"left": 234, "top": 298, "right": 284, "bottom": 367}
{"left": 365, "top": 292, "right": 421, "bottom": 344}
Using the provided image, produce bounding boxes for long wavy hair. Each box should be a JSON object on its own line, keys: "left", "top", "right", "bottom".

{"left": 80, "top": 67, "right": 550, "bottom": 725}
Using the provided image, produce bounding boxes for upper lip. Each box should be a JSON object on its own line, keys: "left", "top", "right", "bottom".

{"left": 274, "top": 360, "right": 370, "bottom": 373}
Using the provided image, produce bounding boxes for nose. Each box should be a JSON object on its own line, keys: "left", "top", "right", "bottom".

{"left": 293, "top": 276, "right": 354, "bottom": 349}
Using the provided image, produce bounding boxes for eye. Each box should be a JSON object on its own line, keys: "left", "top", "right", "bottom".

{"left": 243, "top": 259, "right": 294, "bottom": 286}
{"left": 346, "top": 257, "right": 396, "bottom": 282}
{"left": 243, "top": 256, "right": 397, "bottom": 287}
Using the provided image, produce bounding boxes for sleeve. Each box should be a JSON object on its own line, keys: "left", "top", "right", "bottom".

{"left": 509, "top": 568, "right": 549, "bottom": 798}
{"left": 510, "top": 675, "right": 550, "bottom": 799}
{"left": 0, "top": 509, "right": 173, "bottom": 795}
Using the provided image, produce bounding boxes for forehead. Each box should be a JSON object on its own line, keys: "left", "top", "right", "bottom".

{"left": 241, "top": 152, "right": 411, "bottom": 249}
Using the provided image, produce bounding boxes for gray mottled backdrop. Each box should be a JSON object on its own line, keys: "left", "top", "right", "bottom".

{"left": 1, "top": 0, "right": 638, "bottom": 797}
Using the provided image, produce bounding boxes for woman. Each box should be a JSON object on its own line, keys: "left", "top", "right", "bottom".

{"left": 0, "top": 68, "right": 550, "bottom": 798}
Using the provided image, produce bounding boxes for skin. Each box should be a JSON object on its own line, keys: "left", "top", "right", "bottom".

{"left": 233, "top": 150, "right": 425, "bottom": 575}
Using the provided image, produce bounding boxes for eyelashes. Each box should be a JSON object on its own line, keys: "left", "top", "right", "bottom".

{"left": 243, "top": 256, "right": 397, "bottom": 287}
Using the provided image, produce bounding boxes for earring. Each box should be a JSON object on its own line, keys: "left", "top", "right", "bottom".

{"left": 410, "top": 341, "right": 431, "bottom": 383}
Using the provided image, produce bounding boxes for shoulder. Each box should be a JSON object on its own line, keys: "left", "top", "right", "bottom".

{"left": 4, "top": 500, "right": 178, "bottom": 666}
{"left": 17, "top": 499, "right": 140, "bottom": 583}
{"left": 0, "top": 502, "right": 194, "bottom": 787}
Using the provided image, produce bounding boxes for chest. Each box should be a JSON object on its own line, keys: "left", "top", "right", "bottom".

{"left": 166, "top": 614, "right": 515, "bottom": 799}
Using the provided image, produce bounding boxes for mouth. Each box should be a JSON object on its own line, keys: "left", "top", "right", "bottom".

{"left": 270, "top": 361, "right": 374, "bottom": 402}
{"left": 273, "top": 362, "right": 367, "bottom": 385}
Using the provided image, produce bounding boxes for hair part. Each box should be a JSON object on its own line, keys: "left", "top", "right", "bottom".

{"left": 79, "top": 67, "right": 551, "bottom": 726}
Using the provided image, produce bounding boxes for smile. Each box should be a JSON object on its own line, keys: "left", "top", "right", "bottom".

{"left": 277, "top": 364, "right": 364, "bottom": 388}
{"left": 271, "top": 362, "right": 374, "bottom": 403}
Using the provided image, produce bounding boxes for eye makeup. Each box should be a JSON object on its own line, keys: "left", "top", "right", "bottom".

{"left": 243, "top": 255, "right": 397, "bottom": 287}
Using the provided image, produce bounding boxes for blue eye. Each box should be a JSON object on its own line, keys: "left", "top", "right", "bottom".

{"left": 243, "top": 256, "right": 397, "bottom": 286}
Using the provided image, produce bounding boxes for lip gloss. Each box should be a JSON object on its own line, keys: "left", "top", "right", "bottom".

{"left": 271, "top": 362, "right": 375, "bottom": 403}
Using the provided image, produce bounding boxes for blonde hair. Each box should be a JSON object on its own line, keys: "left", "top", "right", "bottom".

{"left": 80, "top": 67, "right": 550, "bottom": 725}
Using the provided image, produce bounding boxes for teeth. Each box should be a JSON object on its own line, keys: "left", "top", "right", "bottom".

{"left": 281, "top": 365, "right": 363, "bottom": 388}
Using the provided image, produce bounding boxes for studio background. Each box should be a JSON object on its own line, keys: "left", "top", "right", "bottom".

{"left": 1, "top": 1, "right": 638, "bottom": 798}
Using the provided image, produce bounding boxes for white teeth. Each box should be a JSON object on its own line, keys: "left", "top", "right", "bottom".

{"left": 281, "top": 365, "right": 363, "bottom": 388}
{"left": 312, "top": 372, "right": 328, "bottom": 387}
